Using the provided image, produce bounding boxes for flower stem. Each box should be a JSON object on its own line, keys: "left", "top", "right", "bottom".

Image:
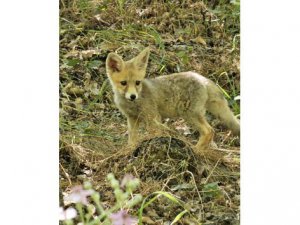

{"left": 76, "top": 203, "right": 85, "bottom": 223}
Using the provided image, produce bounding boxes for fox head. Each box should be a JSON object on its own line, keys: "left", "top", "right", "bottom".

{"left": 106, "top": 48, "right": 150, "bottom": 101}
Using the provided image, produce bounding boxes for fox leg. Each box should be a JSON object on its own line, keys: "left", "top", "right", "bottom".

{"left": 127, "top": 116, "right": 140, "bottom": 146}
{"left": 146, "top": 114, "right": 164, "bottom": 136}
{"left": 147, "top": 113, "right": 180, "bottom": 137}
{"left": 188, "top": 115, "right": 214, "bottom": 150}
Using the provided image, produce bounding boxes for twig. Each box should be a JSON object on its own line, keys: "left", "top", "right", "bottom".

{"left": 186, "top": 171, "right": 204, "bottom": 221}
{"left": 213, "top": 147, "right": 240, "bottom": 154}
{"left": 59, "top": 163, "right": 72, "bottom": 186}
{"left": 204, "top": 159, "right": 220, "bottom": 184}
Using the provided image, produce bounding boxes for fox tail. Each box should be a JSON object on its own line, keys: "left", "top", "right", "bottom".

{"left": 207, "top": 85, "right": 240, "bottom": 136}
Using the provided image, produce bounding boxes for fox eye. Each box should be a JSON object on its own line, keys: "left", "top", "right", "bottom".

{"left": 120, "top": 81, "right": 127, "bottom": 86}
{"left": 136, "top": 81, "right": 141, "bottom": 85}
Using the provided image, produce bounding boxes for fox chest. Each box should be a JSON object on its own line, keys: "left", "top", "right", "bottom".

{"left": 114, "top": 96, "right": 145, "bottom": 118}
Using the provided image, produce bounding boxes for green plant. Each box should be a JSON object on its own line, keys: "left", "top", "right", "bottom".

{"left": 116, "top": 0, "right": 125, "bottom": 13}
{"left": 60, "top": 173, "right": 200, "bottom": 225}
{"left": 216, "top": 71, "right": 240, "bottom": 115}
{"left": 59, "top": 174, "right": 142, "bottom": 225}
{"left": 138, "top": 191, "right": 201, "bottom": 225}
{"left": 202, "top": 182, "right": 222, "bottom": 200}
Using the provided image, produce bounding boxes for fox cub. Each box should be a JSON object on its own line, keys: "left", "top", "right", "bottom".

{"left": 106, "top": 48, "right": 240, "bottom": 150}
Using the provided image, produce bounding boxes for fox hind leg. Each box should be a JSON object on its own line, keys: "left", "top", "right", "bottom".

{"left": 186, "top": 115, "right": 214, "bottom": 151}
{"left": 195, "top": 116, "right": 214, "bottom": 150}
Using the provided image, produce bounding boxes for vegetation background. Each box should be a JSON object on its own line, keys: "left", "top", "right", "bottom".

{"left": 59, "top": 0, "right": 240, "bottom": 224}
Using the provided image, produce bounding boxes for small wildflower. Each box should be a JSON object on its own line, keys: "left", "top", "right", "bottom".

{"left": 107, "top": 173, "right": 115, "bottom": 181}
{"left": 110, "top": 210, "right": 138, "bottom": 225}
{"left": 120, "top": 174, "right": 135, "bottom": 188}
{"left": 65, "top": 185, "right": 94, "bottom": 205}
{"left": 83, "top": 181, "right": 93, "bottom": 189}
{"left": 121, "top": 174, "right": 139, "bottom": 192}
{"left": 59, "top": 207, "right": 77, "bottom": 220}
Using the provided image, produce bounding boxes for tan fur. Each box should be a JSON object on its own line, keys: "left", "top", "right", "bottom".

{"left": 106, "top": 48, "right": 240, "bottom": 151}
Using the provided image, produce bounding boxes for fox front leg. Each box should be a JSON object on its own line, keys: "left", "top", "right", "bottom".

{"left": 127, "top": 116, "right": 140, "bottom": 146}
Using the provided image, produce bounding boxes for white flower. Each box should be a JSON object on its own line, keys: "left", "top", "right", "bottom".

{"left": 65, "top": 185, "right": 94, "bottom": 205}
{"left": 110, "top": 210, "right": 138, "bottom": 225}
{"left": 59, "top": 207, "right": 77, "bottom": 220}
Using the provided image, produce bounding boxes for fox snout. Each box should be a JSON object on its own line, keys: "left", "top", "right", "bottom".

{"left": 124, "top": 81, "right": 140, "bottom": 101}
{"left": 129, "top": 94, "right": 136, "bottom": 101}
{"left": 125, "top": 90, "right": 138, "bottom": 101}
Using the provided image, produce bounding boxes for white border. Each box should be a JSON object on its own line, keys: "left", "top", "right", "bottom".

{"left": 0, "top": 1, "right": 58, "bottom": 224}
{"left": 242, "top": 0, "right": 300, "bottom": 224}
{"left": 1, "top": 0, "right": 300, "bottom": 224}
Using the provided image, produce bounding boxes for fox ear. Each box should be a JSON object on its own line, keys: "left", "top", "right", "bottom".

{"left": 106, "top": 53, "right": 124, "bottom": 74}
{"left": 134, "top": 47, "right": 150, "bottom": 71}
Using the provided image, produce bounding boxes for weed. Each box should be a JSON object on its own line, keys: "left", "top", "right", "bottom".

{"left": 60, "top": 174, "right": 141, "bottom": 225}
{"left": 60, "top": 173, "right": 200, "bottom": 225}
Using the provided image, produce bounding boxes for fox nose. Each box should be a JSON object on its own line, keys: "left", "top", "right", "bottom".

{"left": 130, "top": 94, "right": 136, "bottom": 101}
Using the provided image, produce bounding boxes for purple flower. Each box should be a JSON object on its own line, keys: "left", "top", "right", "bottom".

{"left": 65, "top": 185, "right": 94, "bottom": 205}
{"left": 110, "top": 210, "right": 138, "bottom": 225}
{"left": 59, "top": 207, "right": 77, "bottom": 220}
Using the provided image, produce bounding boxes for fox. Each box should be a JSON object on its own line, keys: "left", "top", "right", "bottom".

{"left": 105, "top": 47, "right": 240, "bottom": 151}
